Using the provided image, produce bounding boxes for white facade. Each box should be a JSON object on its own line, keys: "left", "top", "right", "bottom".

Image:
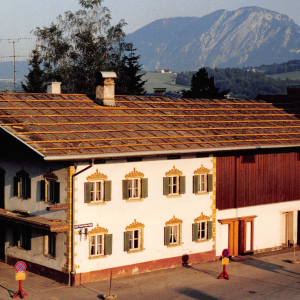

{"left": 73, "top": 155, "right": 215, "bottom": 274}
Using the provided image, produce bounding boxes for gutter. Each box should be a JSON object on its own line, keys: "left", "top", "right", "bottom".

{"left": 44, "top": 144, "right": 300, "bottom": 161}
{"left": 70, "top": 159, "right": 94, "bottom": 286}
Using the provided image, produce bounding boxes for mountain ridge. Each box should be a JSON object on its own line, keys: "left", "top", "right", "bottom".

{"left": 125, "top": 6, "right": 300, "bottom": 71}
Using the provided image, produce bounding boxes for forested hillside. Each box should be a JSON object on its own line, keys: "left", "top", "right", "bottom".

{"left": 256, "top": 60, "right": 300, "bottom": 75}
{"left": 176, "top": 67, "right": 300, "bottom": 99}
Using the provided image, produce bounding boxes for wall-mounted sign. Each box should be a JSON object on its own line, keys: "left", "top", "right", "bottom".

{"left": 75, "top": 223, "right": 93, "bottom": 229}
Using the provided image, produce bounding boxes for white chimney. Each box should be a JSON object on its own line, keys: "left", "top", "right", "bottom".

{"left": 95, "top": 72, "right": 117, "bottom": 106}
{"left": 46, "top": 82, "right": 62, "bottom": 94}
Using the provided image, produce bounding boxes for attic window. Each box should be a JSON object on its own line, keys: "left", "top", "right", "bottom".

{"left": 242, "top": 155, "right": 255, "bottom": 164}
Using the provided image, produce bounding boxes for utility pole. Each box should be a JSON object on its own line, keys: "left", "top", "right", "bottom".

{"left": 0, "top": 38, "right": 31, "bottom": 92}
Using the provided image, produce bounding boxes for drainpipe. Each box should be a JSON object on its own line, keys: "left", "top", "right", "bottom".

{"left": 70, "top": 159, "right": 94, "bottom": 286}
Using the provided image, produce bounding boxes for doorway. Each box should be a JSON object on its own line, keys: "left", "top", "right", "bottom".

{"left": 219, "top": 216, "right": 255, "bottom": 256}
{"left": 285, "top": 212, "right": 294, "bottom": 246}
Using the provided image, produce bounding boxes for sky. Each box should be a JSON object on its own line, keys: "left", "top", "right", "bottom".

{"left": 0, "top": 0, "right": 300, "bottom": 61}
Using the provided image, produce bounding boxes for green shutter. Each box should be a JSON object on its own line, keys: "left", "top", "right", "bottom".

{"left": 122, "top": 180, "right": 129, "bottom": 200}
{"left": 124, "top": 231, "right": 130, "bottom": 251}
{"left": 163, "top": 177, "right": 169, "bottom": 195}
{"left": 207, "top": 174, "right": 213, "bottom": 192}
{"left": 164, "top": 226, "right": 171, "bottom": 246}
{"left": 84, "top": 182, "right": 92, "bottom": 203}
{"left": 104, "top": 234, "right": 113, "bottom": 255}
{"left": 141, "top": 178, "right": 148, "bottom": 198}
{"left": 193, "top": 175, "right": 198, "bottom": 194}
{"left": 207, "top": 221, "right": 213, "bottom": 239}
{"left": 54, "top": 182, "right": 60, "bottom": 203}
{"left": 25, "top": 177, "right": 31, "bottom": 199}
{"left": 192, "top": 223, "right": 198, "bottom": 241}
{"left": 179, "top": 176, "right": 186, "bottom": 194}
{"left": 14, "top": 176, "right": 19, "bottom": 197}
{"left": 104, "top": 181, "right": 111, "bottom": 201}
{"left": 40, "top": 180, "right": 45, "bottom": 201}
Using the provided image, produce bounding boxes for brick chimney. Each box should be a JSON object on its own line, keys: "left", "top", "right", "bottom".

{"left": 46, "top": 82, "right": 61, "bottom": 94}
{"left": 95, "top": 72, "right": 117, "bottom": 106}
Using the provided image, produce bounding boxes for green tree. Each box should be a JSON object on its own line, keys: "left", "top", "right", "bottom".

{"left": 116, "top": 45, "right": 146, "bottom": 95}
{"left": 21, "top": 49, "right": 46, "bottom": 93}
{"left": 183, "top": 68, "right": 229, "bottom": 99}
{"left": 32, "top": 0, "right": 130, "bottom": 94}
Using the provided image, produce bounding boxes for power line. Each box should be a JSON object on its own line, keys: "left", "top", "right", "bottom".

{"left": 0, "top": 38, "right": 31, "bottom": 92}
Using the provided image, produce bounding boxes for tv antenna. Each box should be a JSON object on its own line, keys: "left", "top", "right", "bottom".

{"left": 0, "top": 38, "right": 31, "bottom": 92}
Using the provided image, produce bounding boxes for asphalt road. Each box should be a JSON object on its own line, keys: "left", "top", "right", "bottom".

{"left": 1, "top": 249, "right": 300, "bottom": 299}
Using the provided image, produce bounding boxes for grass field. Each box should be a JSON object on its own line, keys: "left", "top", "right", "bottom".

{"left": 141, "top": 72, "right": 188, "bottom": 94}
{"left": 267, "top": 71, "right": 300, "bottom": 80}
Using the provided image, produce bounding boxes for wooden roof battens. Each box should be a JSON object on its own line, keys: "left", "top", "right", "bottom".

{"left": 95, "top": 71, "right": 117, "bottom": 107}
{"left": 42, "top": 143, "right": 300, "bottom": 161}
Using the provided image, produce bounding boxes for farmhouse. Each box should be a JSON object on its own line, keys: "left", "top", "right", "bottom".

{"left": 1, "top": 73, "right": 300, "bottom": 285}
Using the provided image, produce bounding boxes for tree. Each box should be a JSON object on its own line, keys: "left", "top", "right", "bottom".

{"left": 21, "top": 49, "right": 46, "bottom": 93}
{"left": 116, "top": 44, "right": 146, "bottom": 95}
{"left": 183, "top": 68, "right": 229, "bottom": 99}
{"left": 32, "top": 0, "right": 130, "bottom": 94}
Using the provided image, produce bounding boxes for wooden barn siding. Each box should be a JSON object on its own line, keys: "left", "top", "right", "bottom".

{"left": 216, "top": 152, "right": 300, "bottom": 210}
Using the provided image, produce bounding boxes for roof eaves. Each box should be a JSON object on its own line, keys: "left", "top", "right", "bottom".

{"left": 0, "top": 126, "right": 44, "bottom": 158}
{"left": 43, "top": 143, "right": 300, "bottom": 161}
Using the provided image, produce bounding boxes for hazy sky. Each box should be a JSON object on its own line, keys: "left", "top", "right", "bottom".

{"left": 1, "top": 0, "right": 300, "bottom": 61}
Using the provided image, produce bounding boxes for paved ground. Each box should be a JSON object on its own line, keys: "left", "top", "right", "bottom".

{"left": 1, "top": 249, "right": 300, "bottom": 299}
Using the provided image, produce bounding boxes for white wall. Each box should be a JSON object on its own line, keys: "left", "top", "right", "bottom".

{"left": 73, "top": 155, "right": 214, "bottom": 273}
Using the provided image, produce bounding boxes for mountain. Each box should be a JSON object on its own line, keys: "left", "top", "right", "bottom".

{"left": 125, "top": 7, "right": 300, "bottom": 71}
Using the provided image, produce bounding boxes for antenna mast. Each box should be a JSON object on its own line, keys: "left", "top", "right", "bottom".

{"left": 0, "top": 38, "right": 31, "bottom": 92}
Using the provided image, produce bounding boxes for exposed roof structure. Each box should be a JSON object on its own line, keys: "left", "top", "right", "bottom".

{"left": 1, "top": 93, "right": 300, "bottom": 160}
{"left": 0, "top": 209, "right": 68, "bottom": 232}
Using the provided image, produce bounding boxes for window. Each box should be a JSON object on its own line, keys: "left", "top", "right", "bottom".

{"left": 164, "top": 216, "right": 182, "bottom": 247}
{"left": 85, "top": 181, "right": 111, "bottom": 203}
{"left": 90, "top": 233, "right": 104, "bottom": 256}
{"left": 124, "top": 219, "right": 145, "bottom": 252}
{"left": 40, "top": 172, "right": 60, "bottom": 203}
{"left": 123, "top": 168, "right": 148, "bottom": 201}
{"left": 163, "top": 166, "right": 185, "bottom": 196}
{"left": 14, "top": 169, "right": 31, "bottom": 199}
{"left": 14, "top": 226, "right": 31, "bottom": 250}
{"left": 193, "top": 174, "right": 213, "bottom": 193}
{"left": 88, "top": 224, "right": 112, "bottom": 258}
{"left": 193, "top": 165, "right": 213, "bottom": 194}
{"left": 85, "top": 170, "right": 111, "bottom": 203}
{"left": 44, "top": 234, "right": 56, "bottom": 257}
{"left": 192, "top": 214, "right": 213, "bottom": 242}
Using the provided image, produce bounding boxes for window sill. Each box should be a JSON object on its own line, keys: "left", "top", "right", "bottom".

{"left": 126, "top": 198, "right": 144, "bottom": 203}
{"left": 88, "top": 254, "right": 107, "bottom": 260}
{"left": 195, "top": 239, "right": 209, "bottom": 243}
{"left": 166, "top": 194, "right": 181, "bottom": 199}
{"left": 44, "top": 201, "right": 56, "bottom": 205}
{"left": 126, "top": 248, "right": 145, "bottom": 254}
{"left": 88, "top": 201, "right": 107, "bottom": 206}
{"left": 43, "top": 254, "right": 56, "bottom": 260}
{"left": 166, "top": 243, "right": 182, "bottom": 248}
{"left": 194, "top": 192, "right": 209, "bottom": 196}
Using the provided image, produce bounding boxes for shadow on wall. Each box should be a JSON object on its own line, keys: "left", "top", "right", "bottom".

{"left": 176, "top": 287, "right": 219, "bottom": 300}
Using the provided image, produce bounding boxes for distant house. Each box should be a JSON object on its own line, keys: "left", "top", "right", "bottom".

{"left": 157, "top": 69, "right": 172, "bottom": 73}
{"left": 1, "top": 74, "right": 300, "bottom": 286}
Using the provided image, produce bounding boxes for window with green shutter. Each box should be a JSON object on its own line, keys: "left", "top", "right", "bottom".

{"left": 192, "top": 219, "right": 213, "bottom": 242}
{"left": 123, "top": 177, "right": 148, "bottom": 200}
{"left": 42, "top": 172, "right": 60, "bottom": 203}
{"left": 85, "top": 180, "right": 112, "bottom": 203}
